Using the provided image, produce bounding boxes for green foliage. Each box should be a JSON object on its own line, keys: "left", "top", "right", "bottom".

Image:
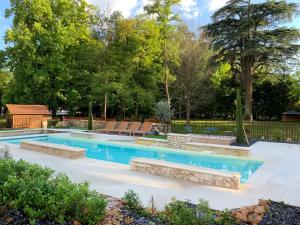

{"left": 122, "top": 190, "right": 149, "bottom": 217}
{"left": 235, "top": 90, "right": 248, "bottom": 145}
{"left": 4, "top": 0, "right": 92, "bottom": 111}
{"left": 162, "top": 199, "right": 237, "bottom": 225}
{"left": 154, "top": 100, "right": 173, "bottom": 124}
{"left": 0, "top": 160, "right": 106, "bottom": 224}
{"left": 145, "top": 0, "right": 180, "bottom": 105}
{"left": 47, "top": 119, "right": 59, "bottom": 128}
{"left": 88, "top": 101, "right": 93, "bottom": 130}
{"left": 205, "top": 0, "right": 300, "bottom": 119}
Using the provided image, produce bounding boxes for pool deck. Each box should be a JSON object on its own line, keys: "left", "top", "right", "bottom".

{"left": 3, "top": 135, "right": 300, "bottom": 210}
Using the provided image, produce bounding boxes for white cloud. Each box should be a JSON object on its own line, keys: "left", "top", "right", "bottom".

{"left": 86, "top": 0, "right": 201, "bottom": 19}
{"left": 87, "top": 0, "right": 139, "bottom": 18}
{"left": 180, "top": 0, "right": 199, "bottom": 18}
{"left": 208, "top": 0, "right": 228, "bottom": 11}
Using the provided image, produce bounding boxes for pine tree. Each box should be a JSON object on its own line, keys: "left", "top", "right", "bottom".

{"left": 205, "top": 0, "right": 300, "bottom": 120}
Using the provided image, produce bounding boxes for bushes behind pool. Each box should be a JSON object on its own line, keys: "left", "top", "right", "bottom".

{"left": 0, "top": 159, "right": 107, "bottom": 225}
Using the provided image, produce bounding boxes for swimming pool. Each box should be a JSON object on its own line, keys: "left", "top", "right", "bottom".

{"left": 1, "top": 135, "right": 263, "bottom": 183}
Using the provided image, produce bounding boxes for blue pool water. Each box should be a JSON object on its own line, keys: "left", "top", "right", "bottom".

{"left": 2, "top": 135, "right": 263, "bottom": 183}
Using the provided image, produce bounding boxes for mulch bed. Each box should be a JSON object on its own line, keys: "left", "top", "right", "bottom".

{"left": 0, "top": 200, "right": 299, "bottom": 225}
{"left": 259, "top": 201, "right": 300, "bottom": 225}
{"left": 0, "top": 209, "right": 73, "bottom": 225}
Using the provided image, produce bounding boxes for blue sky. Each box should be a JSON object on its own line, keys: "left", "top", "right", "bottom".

{"left": 0, "top": 0, "right": 300, "bottom": 50}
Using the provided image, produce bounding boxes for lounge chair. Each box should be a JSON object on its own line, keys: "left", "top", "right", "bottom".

{"left": 121, "top": 122, "right": 141, "bottom": 136}
{"left": 98, "top": 121, "right": 116, "bottom": 133}
{"left": 109, "top": 121, "right": 129, "bottom": 134}
{"left": 133, "top": 122, "right": 153, "bottom": 136}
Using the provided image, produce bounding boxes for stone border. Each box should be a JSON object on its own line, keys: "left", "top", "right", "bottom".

{"left": 71, "top": 131, "right": 96, "bottom": 139}
{"left": 20, "top": 140, "right": 86, "bottom": 159}
{"left": 135, "top": 137, "right": 169, "bottom": 147}
{"left": 184, "top": 142, "right": 249, "bottom": 157}
{"left": 130, "top": 158, "right": 240, "bottom": 189}
{"left": 135, "top": 137, "right": 249, "bottom": 157}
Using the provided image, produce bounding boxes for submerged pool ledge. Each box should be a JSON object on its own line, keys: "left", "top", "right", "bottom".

{"left": 20, "top": 140, "right": 86, "bottom": 159}
{"left": 130, "top": 158, "right": 241, "bottom": 190}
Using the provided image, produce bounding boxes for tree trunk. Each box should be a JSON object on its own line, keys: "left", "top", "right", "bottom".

{"left": 178, "top": 104, "right": 182, "bottom": 119}
{"left": 186, "top": 97, "right": 191, "bottom": 125}
{"left": 104, "top": 92, "right": 107, "bottom": 121}
{"left": 163, "top": 43, "right": 171, "bottom": 107}
{"left": 135, "top": 103, "right": 139, "bottom": 120}
{"left": 241, "top": 56, "right": 254, "bottom": 121}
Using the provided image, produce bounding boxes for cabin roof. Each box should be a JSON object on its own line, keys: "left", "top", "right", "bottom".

{"left": 282, "top": 110, "right": 300, "bottom": 116}
{"left": 6, "top": 104, "right": 52, "bottom": 115}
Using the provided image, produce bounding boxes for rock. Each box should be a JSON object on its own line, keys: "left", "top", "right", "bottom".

{"left": 240, "top": 206, "right": 249, "bottom": 216}
{"left": 254, "top": 205, "right": 266, "bottom": 214}
{"left": 248, "top": 213, "right": 262, "bottom": 224}
{"left": 235, "top": 212, "right": 248, "bottom": 222}
{"left": 259, "top": 199, "right": 269, "bottom": 207}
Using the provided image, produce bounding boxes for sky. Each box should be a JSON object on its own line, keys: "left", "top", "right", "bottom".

{"left": 0, "top": 0, "right": 300, "bottom": 50}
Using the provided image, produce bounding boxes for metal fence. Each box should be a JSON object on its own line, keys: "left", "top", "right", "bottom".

{"left": 171, "top": 120, "right": 300, "bottom": 144}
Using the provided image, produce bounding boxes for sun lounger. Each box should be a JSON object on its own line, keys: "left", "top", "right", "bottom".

{"left": 98, "top": 121, "right": 116, "bottom": 133}
{"left": 109, "top": 121, "right": 129, "bottom": 134}
{"left": 121, "top": 122, "right": 141, "bottom": 136}
{"left": 133, "top": 122, "right": 153, "bottom": 136}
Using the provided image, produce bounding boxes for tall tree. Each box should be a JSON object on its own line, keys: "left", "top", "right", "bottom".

{"left": 205, "top": 0, "right": 300, "bottom": 120}
{"left": 173, "top": 25, "right": 214, "bottom": 124}
{"left": 145, "top": 0, "right": 180, "bottom": 107}
{"left": 4, "top": 0, "right": 92, "bottom": 112}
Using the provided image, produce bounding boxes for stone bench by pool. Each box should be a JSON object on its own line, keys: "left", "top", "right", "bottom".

{"left": 130, "top": 158, "right": 240, "bottom": 189}
{"left": 20, "top": 141, "right": 86, "bottom": 159}
{"left": 184, "top": 142, "right": 249, "bottom": 157}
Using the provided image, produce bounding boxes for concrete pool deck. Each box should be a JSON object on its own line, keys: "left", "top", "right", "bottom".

{"left": 3, "top": 138, "right": 300, "bottom": 210}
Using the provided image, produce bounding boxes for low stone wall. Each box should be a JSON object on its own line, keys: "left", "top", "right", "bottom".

{"left": 135, "top": 137, "right": 169, "bottom": 147}
{"left": 20, "top": 141, "right": 86, "bottom": 159}
{"left": 136, "top": 135, "right": 248, "bottom": 157}
{"left": 184, "top": 142, "right": 249, "bottom": 157}
{"left": 130, "top": 158, "right": 240, "bottom": 189}
{"left": 0, "top": 129, "right": 44, "bottom": 137}
{"left": 56, "top": 119, "right": 106, "bottom": 129}
{"left": 191, "top": 136, "right": 236, "bottom": 145}
{"left": 71, "top": 132, "right": 96, "bottom": 139}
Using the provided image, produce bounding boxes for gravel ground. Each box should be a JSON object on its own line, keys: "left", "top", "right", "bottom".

{"left": 260, "top": 201, "right": 300, "bottom": 225}
{"left": 0, "top": 210, "right": 73, "bottom": 225}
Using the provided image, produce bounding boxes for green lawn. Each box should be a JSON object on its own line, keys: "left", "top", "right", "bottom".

{"left": 144, "top": 134, "right": 168, "bottom": 140}
{"left": 171, "top": 120, "right": 300, "bottom": 143}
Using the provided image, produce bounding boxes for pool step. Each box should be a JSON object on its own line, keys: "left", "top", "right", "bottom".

{"left": 130, "top": 158, "right": 240, "bottom": 190}
{"left": 20, "top": 140, "right": 86, "bottom": 159}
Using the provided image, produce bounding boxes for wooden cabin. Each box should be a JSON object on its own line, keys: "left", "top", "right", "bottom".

{"left": 282, "top": 111, "right": 300, "bottom": 122}
{"left": 5, "top": 104, "right": 52, "bottom": 129}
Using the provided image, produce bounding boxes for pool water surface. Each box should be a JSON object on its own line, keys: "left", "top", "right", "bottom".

{"left": 2, "top": 135, "right": 263, "bottom": 183}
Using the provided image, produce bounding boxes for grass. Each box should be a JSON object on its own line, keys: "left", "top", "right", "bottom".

{"left": 172, "top": 120, "right": 300, "bottom": 143}
{"left": 144, "top": 134, "right": 168, "bottom": 140}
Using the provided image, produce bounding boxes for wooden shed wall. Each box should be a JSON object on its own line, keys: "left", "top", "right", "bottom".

{"left": 11, "top": 115, "right": 51, "bottom": 129}
{"left": 282, "top": 114, "right": 300, "bottom": 122}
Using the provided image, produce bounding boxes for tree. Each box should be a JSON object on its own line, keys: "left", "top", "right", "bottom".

{"left": 235, "top": 89, "right": 248, "bottom": 145}
{"left": 88, "top": 101, "right": 93, "bottom": 130}
{"left": 145, "top": 0, "right": 180, "bottom": 107}
{"left": 4, "top": 0, "right": 92, "bottom": 112}
{"left": 173, "top": 25, "right": 214, "bottom": 124}
{"left": 205, "top": 0, "right": 300, "bottom": 120}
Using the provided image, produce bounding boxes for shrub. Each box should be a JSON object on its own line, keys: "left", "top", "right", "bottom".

{"left": 47, "top": 119, "right": 60, "bottom": 128}
{"left": 122, "top": 190, "right": 149, "bottom": 216}
{"left": 154, "top": 100, "right": 174, "bottom": 134}
{"left": 0, "top": 160, "right": 107, "bottom": 224}
{"left": 162, "top": 199, "right": 237, "bottom": 225}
